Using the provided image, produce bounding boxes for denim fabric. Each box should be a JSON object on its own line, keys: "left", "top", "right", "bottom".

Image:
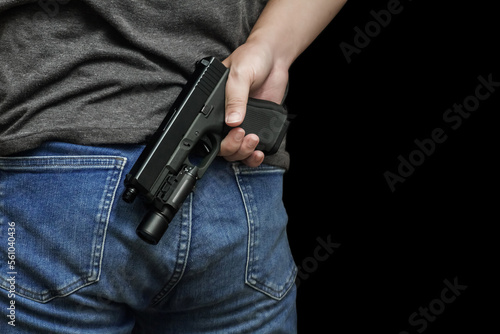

{"left": 0, "top": 142, "right": 297, "bottom": 333}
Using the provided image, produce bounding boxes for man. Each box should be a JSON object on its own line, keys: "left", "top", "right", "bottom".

{"left": 0, "top": 0, "right": 346, "bottom": 332}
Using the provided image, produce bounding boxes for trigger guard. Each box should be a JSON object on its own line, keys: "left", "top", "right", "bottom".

{"left": 193, "top": 133, "right": 221, "bottom": 179}
{"left": 192, "top": 136, "right": 212, "bottom": 156}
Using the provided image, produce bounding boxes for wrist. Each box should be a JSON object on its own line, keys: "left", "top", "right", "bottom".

{"left": 244, "top": 29, "right": 296, "bottom": 73}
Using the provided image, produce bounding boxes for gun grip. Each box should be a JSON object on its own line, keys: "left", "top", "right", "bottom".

{"left": 239, "top": 98, "right": 289, "bottom": 155}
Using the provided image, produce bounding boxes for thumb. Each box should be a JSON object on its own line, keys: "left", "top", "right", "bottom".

{"left": 222, "top": 59, "right": 252, "bottom": 127}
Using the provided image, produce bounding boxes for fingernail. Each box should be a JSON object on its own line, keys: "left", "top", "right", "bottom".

{"left": 226, "top": 112, "right": 242, "bottom": 124}
{"left": 234, "top": 129, "right": 244, "bottom": 141}
{"left": 249, "top": 136, "right": 259, "bottom": 147}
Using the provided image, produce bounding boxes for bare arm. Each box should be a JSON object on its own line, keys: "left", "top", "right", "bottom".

{"left": 220, "top": 0, "right": 347, "bottom": 166}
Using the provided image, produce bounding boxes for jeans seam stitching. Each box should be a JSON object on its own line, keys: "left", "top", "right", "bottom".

{"left": 151, "top": 193, "right": 192, "bottom": 305}
{"left": 94, "top": 158, "right": 127, "bottom": 284}
{"left": 0, "top": 156, "right": 127, "bottom": 169}
{"left": 233, "top": 165, "right": 256, "bottom": 292}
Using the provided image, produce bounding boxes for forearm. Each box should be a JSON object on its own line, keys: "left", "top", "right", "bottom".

{"left": 220, "top": 0, "right": 347, "bottom": 166}
{"left": 247, "top": 0, "right": 347, "bottom": 69}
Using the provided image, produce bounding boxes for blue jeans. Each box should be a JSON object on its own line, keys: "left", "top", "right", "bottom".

{"left": 0, "top": 142, "right": 297, "bottom": 333}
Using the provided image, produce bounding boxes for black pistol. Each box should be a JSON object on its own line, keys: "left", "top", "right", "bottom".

{"left": 122, "top": 57, "right": 290, "bottom": 245}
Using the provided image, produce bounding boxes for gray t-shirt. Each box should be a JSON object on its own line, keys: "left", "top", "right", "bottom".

{"left": 0, "top": 0, "right": 289, "bottom": 169}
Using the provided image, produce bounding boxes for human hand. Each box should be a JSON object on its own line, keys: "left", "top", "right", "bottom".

{"left": 219, "top": 41, "right": 289, "bottom": 167}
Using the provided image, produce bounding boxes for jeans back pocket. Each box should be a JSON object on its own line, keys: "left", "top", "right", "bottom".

{"left": 0, "top": 153, "right": 126, "bottom": 303}
{"left": 233, "top": 164, "right": 297, "bottom": 301}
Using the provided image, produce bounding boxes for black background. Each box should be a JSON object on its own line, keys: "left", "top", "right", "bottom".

{"left": 284, "top": 1, "right": 498, "bottom": 333}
